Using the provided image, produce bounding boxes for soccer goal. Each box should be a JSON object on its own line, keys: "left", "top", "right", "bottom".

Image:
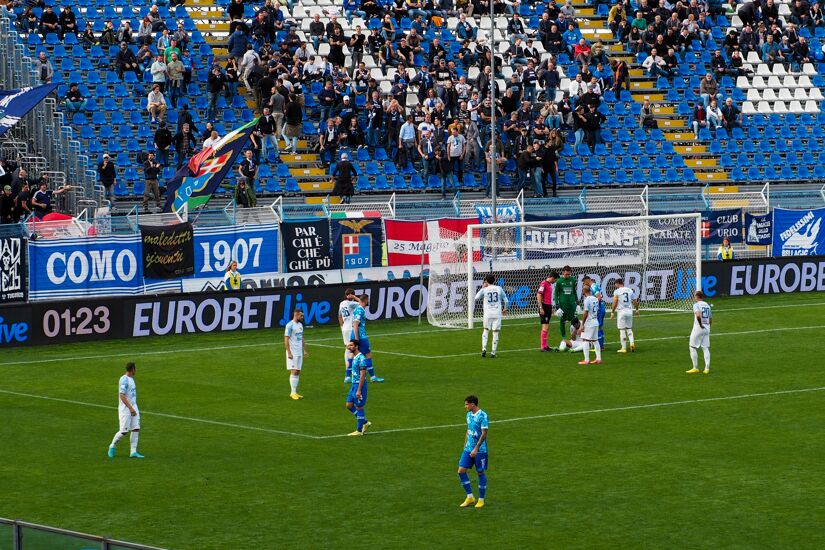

{"left": 426, "top": 213, "right": 702, "bottom": 328}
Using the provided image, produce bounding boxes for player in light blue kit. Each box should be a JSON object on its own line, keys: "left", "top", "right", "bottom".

{"left": 457, "top": 395, "right": 488, "bottom": 509}
{"left": 582, "top": 276, "right": 606, "bottom": 349}
{"left": 345, "top": 340, "right": 372, "bottom": 436}
{"left": 350, "top": 294, "right": 384, "bottom": 382}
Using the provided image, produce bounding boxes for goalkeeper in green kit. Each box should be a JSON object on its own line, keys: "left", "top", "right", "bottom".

{"left": 554, "top": 265, "right": 578, "bottom": 347}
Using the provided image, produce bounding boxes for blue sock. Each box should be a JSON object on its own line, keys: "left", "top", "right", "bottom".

{"left": 458, "top": 472, "right": 473, "bottom": 496}
{"left": 598, "top": 328, "right": 605, "bottom": 349}
{"left": 345, "top": 358, "right": 353, "bottom": 378}
{"left": 365, "top": 358, "right": 375, "bottom": 378}
{"left": 356, "top": 408, "right": 366, "bottom": 431}
{"left": 347, "top": 404, "right": 356, "bottom": 415}
{"left": 478, "top": 473, "right": 487, "bottom": 499}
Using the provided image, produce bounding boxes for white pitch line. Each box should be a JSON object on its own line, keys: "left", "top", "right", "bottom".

{"left": 1, "top": 300, "right": 823, "bottom": 367}
{"left": 0, "top": 389, "right": 321, "bottom": 440}
{"left": 316, "top": 386, "right": 825, "bottom": 439}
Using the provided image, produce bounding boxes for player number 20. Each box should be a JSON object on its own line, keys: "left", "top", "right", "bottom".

{"left": 199, "top": 238, "right": 264, "bottom": 273}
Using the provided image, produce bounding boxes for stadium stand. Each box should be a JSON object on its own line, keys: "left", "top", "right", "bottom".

{"left": 5, "top": 0, "right": 825, "bottom": 211}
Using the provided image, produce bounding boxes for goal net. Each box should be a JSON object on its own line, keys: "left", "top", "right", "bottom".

{"left": 426, "top": 213, "right": 701, "bottom": 328}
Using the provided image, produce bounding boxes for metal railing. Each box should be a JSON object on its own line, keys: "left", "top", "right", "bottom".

{"left": 0, "top": 518, "right": 165, "bottom": 550}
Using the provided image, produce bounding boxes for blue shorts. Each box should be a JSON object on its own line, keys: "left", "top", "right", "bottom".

{"left": 346, "top": 382, "right": 368, "bottom": 407}
{"left": 458, "top": 451, "right": 488, "bottom": 472}
{"left": 358, "top": 337, "right": 371, "bottom": 355}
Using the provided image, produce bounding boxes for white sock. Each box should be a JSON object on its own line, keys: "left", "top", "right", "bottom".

{"left": 627, "top": 329, "right": 635, "bottom": 346}
{"left": 492, "top": 331, "right": 499, "bottom": 353}
{"left": 593, "top": 341, "right": 602, "bottom": 361}
{"left": 619, "top": 330, "right": 627, "bottom": 350}
{"left": 344, "top": 349, "right": 349, "bottom": 370}
{"left": 290, "top": 374, "right": 300, "bottom": 393}
{"left": 582, "top": 341, "right": 590, "bottom": 361}
{"left": 690, "top": 347, "right": 699, "bottom": 369}
{"left": 703, "top": 347, "right": 710, "bottom": 371}
{"left": 129, "top": 431, "right": 139, "bottom": 454}
{"left": 110, "top": 431, "right": 125, "bottom": 447}
{"left": 481, "top": 329, "right": 489, "bottom": 351}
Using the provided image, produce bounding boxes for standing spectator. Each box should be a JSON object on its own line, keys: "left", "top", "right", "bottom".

{"left": 238, "top": 150, "right": 259, "bottom": 190}
{"left": 207, "top": 66, "right": 226, "bottom": 121}
{"left": 257, "top": 107, "right": 279, "bottom": 160}
{"left": 234, "top": 179, "right": 257, "bottom": 208}
{"left": 398, "top": 115, "right": 418, "bottom": 168}
{"left": 150, "top": 54, "right": 168, "bottom": 92}
{"left": 446, "top": 127, "right": 466, "bottom": 186}
{"left": 0, "top": 186, "right": 14, "bottom": 224}
{"left": 174, "top": 123, "right": 197, "bottom": 168}
{"left": 332, "top": 152, "right": 357, "bottom": 204}
{"left": 227, "top": 27, "right": 249, "bottom": 61}
{"left": 142, "top": 152, "right": 162, "bottom": 213}
{"left": 31, "top": 181, "right": 70, "bottom": 218}
{"left": 14, "top": 181, "right": 33, "bottom": 222}
{"left": 319, "top": 118, "right": 340, "bottom": 169}
{"left": 97, "top": 154, "right": 117, "bottom": 203}
{"left": 154, "top": 122, "right": 173, "bottom": 166}
{"left": 115, "top": 41, "right": 140, "bottom": 80}
{"left": 63, "top": 83, "right": 88, "bottom": 113}
{"left": 147, "top": 84, "right": 167, "bottom": 123}
{"left": 166, "top": 52, "right": 185, "bottom": 108}
{"left": 34, "top": 51, "right": 54, "bottom": 84}
{"left": 282, "top": 94, "right": 303, "bottom": 153}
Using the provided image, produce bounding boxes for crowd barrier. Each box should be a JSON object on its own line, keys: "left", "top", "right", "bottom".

{"left": 2, "top": 255, "right": 823, "bottom": 348}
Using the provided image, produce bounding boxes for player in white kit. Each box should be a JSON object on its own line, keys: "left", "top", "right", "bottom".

{"left": 285, "top": 309, "right": 308, "bottom": 399}
{"left": 687, "top": 290, "right": 712, "bottom": 374}
{"left": 474, "top": 274, "right": 508, "bottom": 358}
{"left": 108, "top": 362, "right": 143, "bottom": 459}
{"left": 610, "top": 278, "right": 639, "bottom": 353}
{"left": 338, "top": 288, "right": 359, "bottom": 383}
{"left": 578, "top": 286, "right": 603, "bottom": 365}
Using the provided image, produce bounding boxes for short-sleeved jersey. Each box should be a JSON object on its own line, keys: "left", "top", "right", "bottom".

{"left": 338, "top": 299, "right": 358, "bottom": 331}
{"left": 537, "top": 280, "right": 554, "bottom": 305}
{"left": 613, "top": 286, "right": 635, "bottom": 311}
{"left": 352, "top": 305, "right": 368, "bottom": 339}
{"left": 693, "top": 300, "right": 712, "bottom": 330}
{"left": 464, "top": 409, "right": 489, "bottom": 453}
{"left": 583, "top": 295, "right": 600, "bottom": 323}
{"left": 475, "top": 284, "right": 508, "bottom": 317}
{"left": 590, "top": 281, "right": 603, "bottom": 300}
{"left": 554, "top": 276, "right": 577, "bottom": 306}
{"left": 118, "top": 375, "right": 137, "bottom": 413}
{"left": 284, "top": 320, "right": 304, "bottom": 356}
{"left": 350, "top": 352, "right": 369, "bottom": 385}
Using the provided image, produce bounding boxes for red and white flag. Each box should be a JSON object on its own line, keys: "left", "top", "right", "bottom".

{"left": 385, "top": 218, "right": 480, "bottom": 266}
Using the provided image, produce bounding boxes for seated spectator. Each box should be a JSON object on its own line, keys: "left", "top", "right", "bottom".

{"left": 63, "top": 83, "right": 87, "bottom": 113}
{"left": 699, "top": 73, "right": 723, "bottom": 109}
{"left": 138, "top": 17, "right": 154, "bottom": 46}
{"left": 115, "top": 41, "right": 141, "bottom": 80}
{"left": 639, "top": 99, "right": 657, "bottom": 130}
{"left": 706, "top": 99, "right": 723, "bottom": 131}
{"left": 692, "top": 102, "right": 708, "bottom": 139}
{"left": 39, "top": 6, "right": 59, "bottom": 38}
{"left": 642, "top": 48, "right": 670, "bottom": 79}
{"left": 721, "top": 98, "right": 741, "bottom": 130}
{"left": 58, "top": 6, "right": 77, "bottom": 39}
{"left": 80, "top": 22, "right": 97, "bottom": 46}
{"left": 760, "top": 34, "right": 779, "bottom": 69}
{"left": 100, "top": 21, "right": 118, "bottom": 45}
{"left": 147, "top": 84, "right": 168, "bottom": 123}
{"left": 117, "top": 20, "right": 134, "bottom": 44}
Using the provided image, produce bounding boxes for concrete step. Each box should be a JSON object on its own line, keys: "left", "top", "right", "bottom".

{"left": 674, "top": 145, "right": 707, "bottom": 154}
{"left": 659, "top": 119, "right": 687, "bottom": 128}
{"left": 685, "top": 158, "right": 717, "bottom": 168}
{"left": 664, "top": 131, "right": 694, "bottom": 141}
{"left": 696, "top": 171, "right": 730, "bottom": 181}
{"left": 632, "top": 93, "right": 664, "bottom": 102}
{"left": 282, "top": 153, "right": 319, "bottom": 164}
{"left": 198, "top": 22, "right": 230, "bottom": 32}
{"left": 299, "top": 180, "right": 333, "bottom": 192}
{"left": 291, "top": 167, "right": 327, "bottom": 178}
{"left": 652, "top": 106, "right": 675, "bottom": 115}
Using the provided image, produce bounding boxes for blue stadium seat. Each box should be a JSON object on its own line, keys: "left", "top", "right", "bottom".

{"left": 747, "top": 167, "right": 762, "bottom": 180}
{"left": 781, "top": 165, "right": 796, "bottom": 180}
{"left": 285, "top": 178, "right": 301, "bottom": 193}
{"left": 799, "top": 166, "right": 812, "bottom": 179}
{"left": 580, "top": 171, "right": 594, "bottom": 186}
{"left": 392, "top": 175, "right": 408, "bottom": 190}
{"left": 383, "top": 161, "right": 398, "bottom": 175}
{"left": 365, "top": 161, "right": 380, "bottom": 176}
{"left": 374, "top": 175, "right": 390, "bottom": 190}
{"left": 276, "top": 164, "right": 292, "bottom": 178}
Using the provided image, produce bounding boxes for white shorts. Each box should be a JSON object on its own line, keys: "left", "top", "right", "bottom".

{"left": 617, "top": 310, "right": 633, "bottom": 330}
{"left": 483, "top": 316, "right": 502, "bottom": 331}
{"left": 689, "top": 327, "right": 710, "bottom": 348}
{"left": 341, "top": 326, "right": 353, "bottom": 346}
{"left": 286, "top": 354, "right": 304, "bottom": 370}
{"left": 119, "top": 409, "right": 140, "bottom": 432}
{"left": 582, "top": 320, "right": 599, "bottom": 341}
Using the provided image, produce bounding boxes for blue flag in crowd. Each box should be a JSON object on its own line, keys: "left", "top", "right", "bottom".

{"left": 0, "top": 84, "right": 58, "bottom": 137}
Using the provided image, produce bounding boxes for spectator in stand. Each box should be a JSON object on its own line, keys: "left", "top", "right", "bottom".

{"left": 692, "top": 102, "right": 708, "bottom": 139}
{"left": 138, "top": 17, "right": 153, "bottom": 46}
{"left": 721, "top": 98, "right": 741, "bottom": 131}
{"left": 737, "top": 1, "right": 760, "bottom": 28}
{"left": 142, "top": 152, "right": 162, "bottom": 213}
{"left": 583, "top": 103, "right": 605, "bottom": 153}
{"left": 147, "top": 84, "right": 167, "bottom": 123}
{"left": 34, "top": 51, "right": 54, "bottom": 84}
{"left": 31, "top": 180, "right": 71, "bottom": 219}
{"left": 227, "top": 26, "right": 249, "bottom": 60}
{"left": 203, "top": 129, "right": 221, "bottom": 149}
{"left": 319, "top": 118, "right": 340, "bottom": 169}
{"left": 699, "top": 73, "right": 723, "bottom": 109}
{"left": 207, "top": 65, "right": 226, "bottom": 121}
{"left": 283, "top": 94, "right": 303, "bottom": 153}
{"left": 39, "top": 6, "right": 59, "bottom": 38}
{"left": 642, "top": 48, "right": 669, "bottom": 80}
{"left": 58, "top": 6, "right": 77, "bottom": 39}
{"left": 115, "top": 41, "right": 141, "bottom": 80}
{"left": 97, "top": 154, "right": 117, "bottom": 203}
{"left": 174, "top": 122, "right": 197, "bottom": 168}
{"left": 446, "top": 126, "right": 466, "bottom": 186}
{"left": 166, "top": 52, "right": 185, "bottom": 108}
{"left": 639, "top": 99, "right": 657, "bottom": 130}
{"left": 63, "top": 83, "right": 87, "bottom": 113}
{"left": 332, "top": 152, "right": 357, "bottom": 204}
{"left": 117, "top": 20, "right": 134, "bottom": 44}
{"left": 794, "top": 36, "right": 812, "bottom": 69}
{"left": 154, "top": 121, "right": 173, "bottom": 166}
{"left": 761, "top": 34, "right": 779, "bottom": 69}
{"left": 150, "top": 54, "right": 168, "bottom": 93}
{"left": 706, "top": 99, "right": 723, "bottom": 132}
{"left": 100, "top": 20, "right": 118, "bottom": 45}
{"left": 257, "top": 107, "right": 279, "bottom": 160}
{"left": 0, "top": 186, "right": 14, "bottom": 224}
{"left": 238, "top": 150, "right": 259, "bottom": 190}
{"left": 235, "top": 178, "right": 257, "bottom": 208}
{"left": 80, "top": 22, "right": 97, "bottom": 46}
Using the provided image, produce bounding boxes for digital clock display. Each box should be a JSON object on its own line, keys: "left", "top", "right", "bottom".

{"left": 42, "top": 306, "right": 111, "bottom": 338}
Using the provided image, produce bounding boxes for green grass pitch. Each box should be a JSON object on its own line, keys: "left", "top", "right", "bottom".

{"left": 2, "top": 292, "right": 825, "bottom": 549}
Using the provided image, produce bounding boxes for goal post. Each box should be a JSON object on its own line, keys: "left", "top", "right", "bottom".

{"left": 426, "top": 213, "right": 702, "bottom": 329}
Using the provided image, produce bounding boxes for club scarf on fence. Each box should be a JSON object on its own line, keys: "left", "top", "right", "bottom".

{"left": 331, "top": 217, "right": 383, "bottom": 269}
{"left": 140, "top": 222, "right": 195, "bottom": 279}
{"left": 385, "top": 218, "right": 480, "bottom": 266}
{"left": 0, "top": 84, "right": 58, "bottom": 137}
{"left": 163, "top": 119, "right": 258, "bottom": 213}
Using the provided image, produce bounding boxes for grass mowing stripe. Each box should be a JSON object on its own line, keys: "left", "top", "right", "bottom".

{"left": 0, "top": 389, "right": 321, "bottom": 440}
{"left": 317, "top": 386, "right": 825, "bottom": 439}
